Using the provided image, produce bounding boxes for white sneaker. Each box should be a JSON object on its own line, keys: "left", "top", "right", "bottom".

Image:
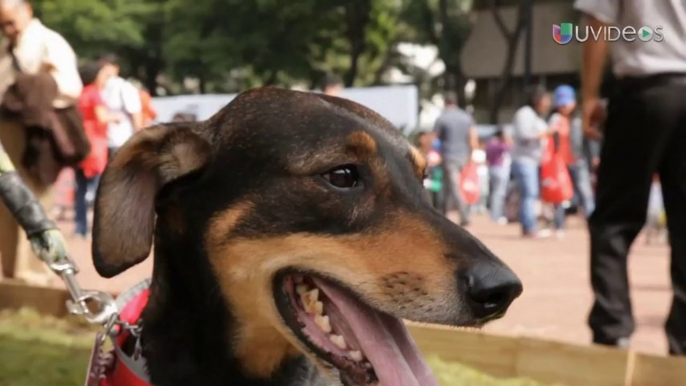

{"left": 496, "top": 217, "right": 508, "bottom": 225}
{"left": 536, "top": 229, "right": 552, "bottom": 239}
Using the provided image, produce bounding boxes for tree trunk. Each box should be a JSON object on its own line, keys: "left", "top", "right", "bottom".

{"left": 489, "top": 2, "right": 526, "bottom": 124}
{"left": 264, "top": 70, "right": 279, "bottom": 86}
{"left": 344, "top": 0, "right": 371, "bottom": 87}
{"left": 199, "top": 75, "right": 207, "bottom": 94}
{"left": 345, "top": 49, "right": 362, "bottom": 87}
{"left": 144, "top": 59, "right": 162, "bottom": 96}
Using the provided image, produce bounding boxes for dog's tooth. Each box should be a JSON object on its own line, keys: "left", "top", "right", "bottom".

{"left": 296, "top": 284, "right": 309, "bottom": 295}
{"left": 330, "top": 334, "right": 347, "bottom": 350}
{"left": 349, "top": 350, "right": 363, "bottom": 362}
{"left": 302, "top": 289, "right": 320, "bottom": 314}
{"left": 314, "top": 315, "right": 332, "bottom": 333}
{"left": 314, "top": 301, "right": 324, "bottom": 315}
{"left": 304, "top": 289, "right": 319, "bottom": 302}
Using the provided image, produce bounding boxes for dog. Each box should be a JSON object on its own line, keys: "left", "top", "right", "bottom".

{"left": 92, "top": 87, "right": 522, "bottom": 386}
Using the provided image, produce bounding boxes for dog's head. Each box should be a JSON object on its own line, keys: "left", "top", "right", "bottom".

{"left": 93, "top": 88, "right": 521, "bottom": 386}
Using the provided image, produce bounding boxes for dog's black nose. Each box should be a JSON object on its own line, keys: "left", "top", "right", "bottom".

{"left": 463, "top": 263, "right": 523, "bottom": 320}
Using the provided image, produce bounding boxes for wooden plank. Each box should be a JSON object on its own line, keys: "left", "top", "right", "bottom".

{"left": 407, "top": 323, "right": 519, "bottom": 378}
{"left": 629, "top": 352, "right": 686, "bottom": 386}
{"left": 623, "top": 350, "right": 636, "bottom": 386}
{"left": 0, "top": 280, "right": 70, "bottom": 317}
{"left": 515, "top": 336, "right": 630, "bottom": 386}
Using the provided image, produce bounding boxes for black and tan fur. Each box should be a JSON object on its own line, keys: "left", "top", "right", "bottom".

{"left": 92, "top": 87, "right": 522, "bottom": 386}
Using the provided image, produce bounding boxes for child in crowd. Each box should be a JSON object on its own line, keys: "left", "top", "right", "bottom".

{"left": 485, "top": 128, "right": 511, "bottom": 224}
{"left": 547, "top": 85, "right": 594, "bottom": 239}
{"left": 75, "top": 62, "right": 120, "bottom": 238}
{"left": 416, "top": 131, "right": 443, "bottom": 210}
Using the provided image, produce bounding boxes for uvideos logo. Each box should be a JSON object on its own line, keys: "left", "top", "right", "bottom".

{"left": 553, "top": 22, "right": 664, "bottom": 44}
{"left": 553, "top": 23, "right": 573, "bottom": 45}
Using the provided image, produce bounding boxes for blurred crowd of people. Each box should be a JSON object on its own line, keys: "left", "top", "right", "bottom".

{"left": 73, "top": 54, "right": 157, "bottom": 239}
{"left": 417, "top": 85, "right": 607, "bottom": 241}
{"left": 416, "top": 0, "right": 686, "bottom": 356}
{"left": 0, "top": 0, "right": 156, "bottom": 283}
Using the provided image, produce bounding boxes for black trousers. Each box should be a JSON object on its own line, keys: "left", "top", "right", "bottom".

{"left": 588, "top": 75, "right": 686, "bottom": 355}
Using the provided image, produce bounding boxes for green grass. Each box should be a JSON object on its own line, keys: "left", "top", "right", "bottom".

{"left": 0, "top": 309, "right": 556, "bottom": 386}
{"left": 0, "top": 309, "right": 96, "bottom": 386}
{"left": 427, "top": 356, "right": 558, "bottom": 386}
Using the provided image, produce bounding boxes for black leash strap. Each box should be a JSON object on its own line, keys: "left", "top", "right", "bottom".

{"left": 0, "top": 172, "right": 56, "bottom": 236}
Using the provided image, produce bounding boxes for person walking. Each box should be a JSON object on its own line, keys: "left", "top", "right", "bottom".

{"left": 74, "top": 62, "right": 119, "bottom": 239}
{"left": 576, "top": 0, "right": 686, "bottom": 355}
{"left": 0, "top": 0, "right": 82, "bottom": 284}
{"left": 98, "top": 54, "right": 143, "bottom": 158}
{"left": 550, "top": 85, "right": 596, "bottom": 218}
{"left": 510, "top": 86, "right": 555, "bottom": 238}
{"left": 546, "top": 85, "right": 597, "bottom": 239}
{"left": 433, "top": 91, "right": 478, "bottom": 226}
{"left": 485, "top": 128, "right": 511, "bottom": 224}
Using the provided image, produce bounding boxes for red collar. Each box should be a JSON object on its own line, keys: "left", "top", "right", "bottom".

{"left": 100, "top": 288, "right": 151, "bottom": 386}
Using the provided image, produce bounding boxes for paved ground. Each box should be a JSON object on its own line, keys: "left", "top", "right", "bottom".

{"left": 10, "top": 212, "right": 674, "bottom": 355}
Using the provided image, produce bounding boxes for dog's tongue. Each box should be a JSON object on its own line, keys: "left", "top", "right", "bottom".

{"left": 313, "top": 278, "right": 439, "bottom": 386}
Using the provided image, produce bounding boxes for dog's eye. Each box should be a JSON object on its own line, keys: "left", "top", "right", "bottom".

{"left": 322, "top": 165, "right": 360, "bottom": 189}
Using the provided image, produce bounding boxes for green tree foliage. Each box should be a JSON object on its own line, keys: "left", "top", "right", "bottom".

{"left": 32, "top": 0, "right": 157, "bottom": 60}
{"left": 162, "top": 0, "right": 402, "bottom": 92}
{"left": 28, "top": 0, "right": 475, "bottom": 96}
{"left": 399, "top": 0, "right": 475, "bottom": 103}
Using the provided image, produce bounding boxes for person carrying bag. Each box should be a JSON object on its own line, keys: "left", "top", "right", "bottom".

{"left": 0, "top": 0, "right": 83, "bottom": 284}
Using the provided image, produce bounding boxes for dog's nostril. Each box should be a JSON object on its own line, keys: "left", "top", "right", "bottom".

{"left": 463, "top": 267, "right": 523, "bottom": 320}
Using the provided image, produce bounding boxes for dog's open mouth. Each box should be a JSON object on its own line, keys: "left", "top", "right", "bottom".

{"left": 274, "top": 272, "right": 439, "bottom": 386}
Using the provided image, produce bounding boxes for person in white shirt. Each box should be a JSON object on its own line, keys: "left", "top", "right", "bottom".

{"left": 0, "top": 0, "right": 82, "bottom": 285}
{"left": 576, "top": 0, "right": 686, "bottom": 355}
{"left": 98, "top": 53, "right": 143, "bottom": 157}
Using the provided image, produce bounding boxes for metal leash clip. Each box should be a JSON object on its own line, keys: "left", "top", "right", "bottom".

{"left": 30, "top": 229, "right": 119, "bottom": 325}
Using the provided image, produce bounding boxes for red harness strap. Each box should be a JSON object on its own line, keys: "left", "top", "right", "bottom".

{"left": 100, "top": 288, "right": 151, "bottom": 386}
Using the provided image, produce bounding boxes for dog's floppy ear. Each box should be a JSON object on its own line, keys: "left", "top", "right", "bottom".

{"left": 92, "top": 123, "right": 211, "bottom": 278}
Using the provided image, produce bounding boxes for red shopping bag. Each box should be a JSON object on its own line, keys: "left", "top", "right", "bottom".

{"left": 540, "top": 139, "right": 573, "bottom": 204}
{"left": 460, "top": 162, "right": 480, "bottom": 205}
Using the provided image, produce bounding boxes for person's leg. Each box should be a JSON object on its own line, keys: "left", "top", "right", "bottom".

{"left": 441, "top": 163, "right": 455, "bottom": 215}
{"left": 489, "top": 166, "right": 508, "bottom": 221}
{"left": 0, "top": 121, "right": 55, "bottom": 284}
{"left": 513, "top": 161, "right": 538, "bottom": 235}
{"left": 454, "top": 161, "right": 470, "bottom": 225}
{"left": 569, "top": 160, "right": 595, "bottom": 218}
{"left": 554, "top": 205, "right": 565, "bottom": 230}
{"left": 588, "top": 84, "right": 673, "bottom": 346}
{"left": 443, "top": 160, "right": 469, "bottom": 224}
{"left": 0, "top": 120, "right": 25, "bottom": 278}
{"left": 658, "top": 84, "right": 686, "bottom": 355}
{"left": 488, "top": 168, "right": 499, "bottom": 221}
{"left": 0, "top": 195, "right": 20, "bottom": 278}
{"left": 74, "top": 168, "right": 89, "bottom": 236}
{"left": 13, "top": 182, "right": 54, "bottom": 285}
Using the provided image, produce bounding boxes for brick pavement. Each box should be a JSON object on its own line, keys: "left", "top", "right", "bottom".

{"left": 15, "top": 213, "right": 674, "bottom": 355}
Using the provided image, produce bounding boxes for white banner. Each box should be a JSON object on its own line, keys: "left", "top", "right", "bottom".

{"left": 151, "top": 85, "right": 418, "bottom": 134}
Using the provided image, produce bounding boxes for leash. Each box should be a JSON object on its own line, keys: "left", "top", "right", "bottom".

{"left": 0, "top": 143, "right": 151, "bottom": 386}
